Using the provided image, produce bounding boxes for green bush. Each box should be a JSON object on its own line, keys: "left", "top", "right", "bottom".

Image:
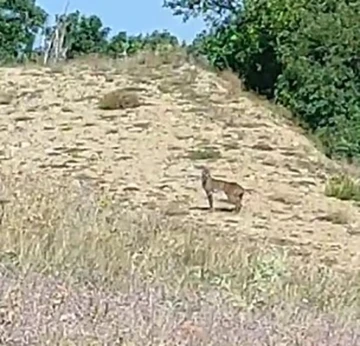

{"left": 166, "top": 0, "right": 360, "bottom": 160}
{"left": 185, "top": 0, "right": 309, "bottom": 97}
{"left": 275, "top": 1, "right": 360, "bottom": 158}
{"left": 325, "top": 174, "right": 360, "bottom": 202}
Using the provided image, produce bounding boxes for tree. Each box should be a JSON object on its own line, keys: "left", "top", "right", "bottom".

{"left": 0, "top": 0, "right": 47, "bottom": 62}
{"left": 163, "top": 0, "right": 242, "bottom": 25}
{"left": 106, "top": 30, "right": 180, "bottom": 58}
{"left": 142, "top": 30, "right": 179, "bottom": 50}
{"left": 164, "top": 0, "right": 360, "bottom": 160}
{"left": 45, "top": 11, "right": 110, "bottom": 60}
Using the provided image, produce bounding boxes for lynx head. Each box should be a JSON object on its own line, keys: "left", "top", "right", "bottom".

{"left": 201, "top": 166, "right": 211, "bottom": 186}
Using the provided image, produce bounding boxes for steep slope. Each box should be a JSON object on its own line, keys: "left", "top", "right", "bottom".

{"left": 0, "top": 57, "right": 359, "bottom": 271}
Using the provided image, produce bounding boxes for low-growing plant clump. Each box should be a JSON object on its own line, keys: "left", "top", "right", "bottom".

{"left": 98, "top": 88, "right": 141, "bottom": 110}
{"left": 325, "top": 174, "right": 360, "bottom": 201}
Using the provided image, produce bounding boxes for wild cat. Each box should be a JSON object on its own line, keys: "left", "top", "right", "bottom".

{"left": 201, "top": 166, "right": 251, "bottom": 213}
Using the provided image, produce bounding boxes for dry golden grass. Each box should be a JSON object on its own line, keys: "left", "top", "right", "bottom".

{"left": 0, "top": 172, "right": 359, "bottom": 305}
{"left": 0, "top": 172, "right": 360, "bottom": 344}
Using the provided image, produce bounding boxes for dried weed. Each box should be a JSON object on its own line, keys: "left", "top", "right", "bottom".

{"left": 98, "top": 88, "right": 141, "bottom": 110}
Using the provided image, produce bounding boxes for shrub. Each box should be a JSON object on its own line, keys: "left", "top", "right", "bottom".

{"left": 275, "top": 1, "right": 360, "bottom": 158}
{"left": 98, "top": 88, "right": 141, "bottom": 110}
{"left": 325, "top": 174, "right": 360, "bottom": 201}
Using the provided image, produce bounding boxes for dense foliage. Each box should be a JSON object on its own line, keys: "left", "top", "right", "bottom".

{"left": 0, "top": 0, "right": 47, "bottom": 62}
{"left": 165, "top": 0, "right": 360, "bottom": 160}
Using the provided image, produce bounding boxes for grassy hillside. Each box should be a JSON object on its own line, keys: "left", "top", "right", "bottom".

{"left": 0, "top": 52, "right": 360, "bottom": 344}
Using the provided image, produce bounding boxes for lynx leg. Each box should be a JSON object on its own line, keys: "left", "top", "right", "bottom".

{"left": 228, "top": 192, "right": 244, "bottom": 213}
{"left": 234, "top": 201, "right": 242, "bottom": 213}
{"left": 234, "top": 192, "right": 244, "bottom": 213}
{"left": 206, "top": 191, "right": 214, "bottom": 211}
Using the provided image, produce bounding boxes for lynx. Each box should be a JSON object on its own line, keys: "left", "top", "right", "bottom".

{"left": 201, "top": 166, "right": 249, "bottom": 213}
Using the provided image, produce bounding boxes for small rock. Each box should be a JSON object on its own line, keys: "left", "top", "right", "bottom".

{"left": 99, "top": 113, "right": 118, "bottom": 120}
{"left": 224, "top": 217, "right": 240, "bottom": 224}
{"left": 175, "top": 130, "right": 193, "bottom": 140}
{"left": 132, "top": 120, "right": 151, "bottom": 129}
{"left": 115, "top": 155, "right": 133, "bottom": 161}
{"left": 123, "top": 183, "right": 140, "bottom": 192}
{"left": 167, "top": 144, "right": 183, "bottom": 151}
{"left": 292, "top": 177, "right": 317, "bottom": 187}
{"left": 64, "top": 147, "right": 89, "bottom": 154}
{"left": 106, "top": 128, "right": 118, "bottom": 134}
{"left": 252, "top": 142, "right": 274, "bottom": 151}
{"left": 49, "top": 161, "right": 69, "bottom": 169}
{"left": 0, "top": 198, "right": 10, "bottom": 205}
{"left": 45, "top": 149, "right": 61, "bottom": 156}
{"left": 43, "top": 124, "right": 56, "bottom": 130}
{"left": 13, "top": 115, "right": 34, "bottom": 122}
{"left": 0, "top": 92, "right": 12, "bottom": 105}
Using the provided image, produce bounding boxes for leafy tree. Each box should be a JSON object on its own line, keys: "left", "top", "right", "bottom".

{"left": 163, "top": 0, "right": 242, "bottom": 25}
{"left": 45, "top": 11, "right": 110, "bottom": 59}
{"left": 168, "top": 0, "right": 307, "bottom": 96}
{"left": 106, "top": 30, "right": 180, "bottom": 58}
{"left": 0, "top": 1, "right": 182, "bottom": 63}
{"left": 107, "top": 31, "right": 130, "bottom": 57}
{"left": 165, "top": 0, "right": 360, "bottom": 160}
{"left": 0, "top": 0, "right": 47, "bottom": 62}
{"left": 275, "top": 0, "right": 360, "bottom": 158}
{"left": 142, "top": 30, "right": 179, "bottom": 50}
{"left": 106, "top": 32, "right": 146, "bottom": 58}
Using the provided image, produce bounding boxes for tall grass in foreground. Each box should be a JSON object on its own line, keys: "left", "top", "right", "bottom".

{"left": 0, "top": 171, "right": 359, "bottom": 316}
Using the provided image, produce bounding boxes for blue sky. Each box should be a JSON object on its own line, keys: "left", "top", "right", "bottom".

{"left": 37, "top": 0, "right": 206, "bottom": 43}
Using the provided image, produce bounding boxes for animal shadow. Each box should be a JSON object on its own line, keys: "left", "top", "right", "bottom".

{"left": 190, "top": 206, "right": 235, "bottom": 213}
